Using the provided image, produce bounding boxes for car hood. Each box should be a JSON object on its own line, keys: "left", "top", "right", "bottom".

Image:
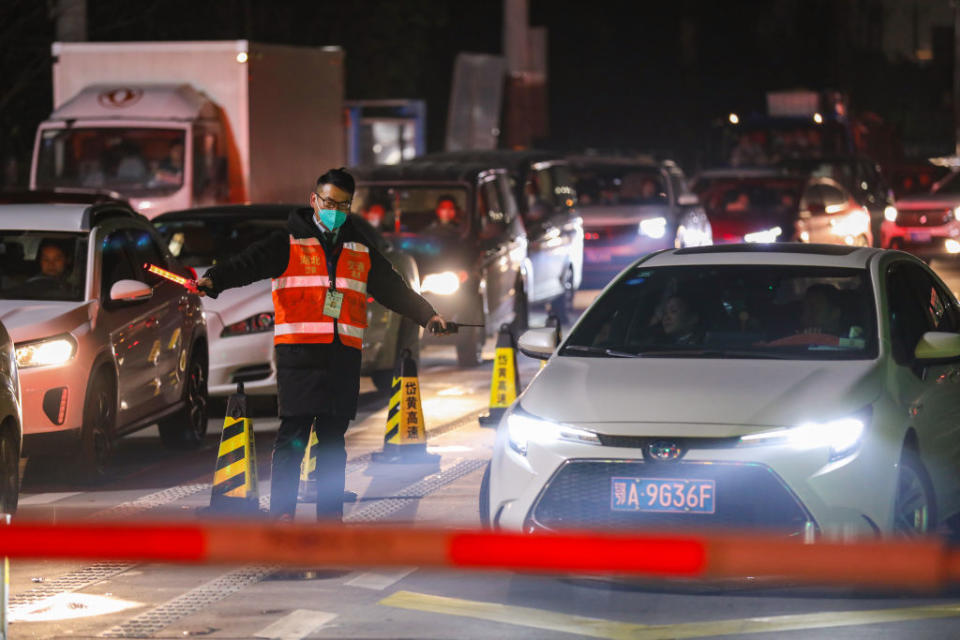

{"left": 385, "top": 232, "right": 474, "bottom": 276}
{"left": 579, "top": 204, "right": 670, "bottom": 227}
{"left": 520, "top": 356, "right": 883, "bottom": 436}
{"left": 0, "top": 300, "right": 92, "bottom": 343}
{"left": 895, "top": 193, "right": 960, "bottom": 209}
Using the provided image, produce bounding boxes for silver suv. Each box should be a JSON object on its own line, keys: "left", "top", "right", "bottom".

{"left": 0, "top": 194, "right": 208, "bottom": 481}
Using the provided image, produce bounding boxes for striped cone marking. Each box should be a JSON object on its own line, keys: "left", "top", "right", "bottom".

{"left": 488, "top": 330, "right": 519, "bottom": 410}
{"left": 300, "top": 430, "right": 319, "bottom": 481}
{"left": 386, "top": 373, "right": 426, "bottom": 445}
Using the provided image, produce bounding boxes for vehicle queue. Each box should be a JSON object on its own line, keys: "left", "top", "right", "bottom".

{"left": 2, "top": 142, "right": 960, "bottom": 542}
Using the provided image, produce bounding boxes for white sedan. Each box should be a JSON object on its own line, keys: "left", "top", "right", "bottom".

{"left": 484, "top": 244, "right": 960, "bottom": 539}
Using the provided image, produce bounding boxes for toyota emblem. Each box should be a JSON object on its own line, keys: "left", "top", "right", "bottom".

{"left": 647, "top": 440, "right": 682, "bottom": 462}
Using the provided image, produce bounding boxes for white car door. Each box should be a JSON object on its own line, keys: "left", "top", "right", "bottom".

{"left": 884, "top": 259, "right": 960, "bottom": 520}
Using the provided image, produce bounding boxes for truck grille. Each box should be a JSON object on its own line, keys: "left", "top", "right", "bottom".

{"left": 528, "top": 459, "right": 814, "bottom": 536}
{"left": 897, "top": 209, "right": 952, "bottom": 227}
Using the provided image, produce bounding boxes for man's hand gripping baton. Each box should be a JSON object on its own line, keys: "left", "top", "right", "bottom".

{"left": 143, "top": 263, "right": 218, "bottom": 298}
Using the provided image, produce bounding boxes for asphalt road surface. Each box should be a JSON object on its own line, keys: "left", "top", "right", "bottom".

{"left": 8, "top": 260, "right": 960, "bottom": 639}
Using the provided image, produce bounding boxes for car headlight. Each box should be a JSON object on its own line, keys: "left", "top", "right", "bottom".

{"left": 740, "top": 416, "right": 864, "bottom": 460}
{"left": 829, "top": 208, "right": 870, "bottom": 238}
{"left": 15, "top": 334, "right": 78, "bottom": 369}
{"left": 420, "top": 271, "right": 466, "bottom": 295}
{"left": 221, "top": 312, "right": 275, "bottom": 337}
{"left": 743, "top": 226, "right": 782, "bottom": 243}
{"left": 884, "top": 205, "right": 898, "bottom": 222}
{"left": 506, "top": 408, "right": 600, "bottom": 455}
{"left": 638, "top": 217, "right": 667, "bottom": 239}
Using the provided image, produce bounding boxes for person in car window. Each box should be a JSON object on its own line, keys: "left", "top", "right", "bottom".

{"left": 38, "top": 241, "right": 69, "bottom": 280}
{"left": 362, "top": 203, "right": 386, "bottom": 230}
{"left": 151, "top": 142, "right": 185, "bottom": 186}
{"left": 767, "top": 284, "right": 844, "bottom": 347}
{"left": 428, "top": 196, "right": 462, "bottom": 232}
{"left": 653, "top": 293, "right": 703, "bottom": 346}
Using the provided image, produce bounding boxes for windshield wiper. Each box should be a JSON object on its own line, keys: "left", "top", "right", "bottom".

{"left": 562, "top": 345, "right": 642, "bottom": 358}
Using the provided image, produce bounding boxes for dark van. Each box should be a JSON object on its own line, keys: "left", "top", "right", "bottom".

{"left": 350, "top": 161, "right": 527, "bottom": 367}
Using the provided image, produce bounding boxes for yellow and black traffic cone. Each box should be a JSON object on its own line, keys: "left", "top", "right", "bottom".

{"left": 203, "top": 382, "right": 260, "bottom": 515}
{"left": 371, "top": 349, "right": 440, "bottom": 465}
{"left": 297, "top": 428, "right": 318, "bottom": 503}
{"left": 479, "top": 324, "right": 521, "bottom": 426}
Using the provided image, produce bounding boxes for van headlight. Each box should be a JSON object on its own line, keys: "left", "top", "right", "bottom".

{"left": 421, "top": 271, "right": 465, "bottom": 295}
{"left": 638, "top": 217, "right": 667, "bottom": 239}
{"left": 507, "top": 407, "right": 600, "bottom": 455}
{"left": 740, "top": 416, "right": 865, "bottom": 460}
{"left": 15, "top": 334, "right": 78, "bottom": 369}
{"left": 884, "top": 206, "right": 898, "bottom": 222}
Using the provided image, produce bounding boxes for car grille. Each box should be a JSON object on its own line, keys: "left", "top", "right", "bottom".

{"left": 897, "top": 208, "right": 952, "bottom": 227}
{"left": 528, "top": 459, "right": 814, "bottom": 536}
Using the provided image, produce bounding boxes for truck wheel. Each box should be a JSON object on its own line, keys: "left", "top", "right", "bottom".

{"left": 158, "top": 349, "right": 209, "bottom": 449}
{"left": 0, "top": 425, "right": 19, "bottom": 514}
{"left": 78, "top": 371, "right": 115, "bottom": 484}
{"left": 456, "top": 325, "right": 484, "bottom": 367}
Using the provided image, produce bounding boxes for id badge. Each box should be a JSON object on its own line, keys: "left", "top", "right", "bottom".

{"left": 323, "top": 290, "right": 344, "bottom": 318}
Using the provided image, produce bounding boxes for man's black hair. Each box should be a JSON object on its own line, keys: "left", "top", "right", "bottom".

{"left": 316, "top": 167, "right": 355, "bottom": 196}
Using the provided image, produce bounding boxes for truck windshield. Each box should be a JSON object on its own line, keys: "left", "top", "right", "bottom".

{"left": 0, "top": 232, "right": 88, "bottom": 301}
{"left": 36, "top": 127, "right": 186, "bottom": 197}
{"left": 352, "top": 185, "right": 469, "bottom": 235}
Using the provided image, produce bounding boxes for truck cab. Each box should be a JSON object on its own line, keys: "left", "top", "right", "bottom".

{"left": 31, "top": 84, "right": 229, "bottom": 218}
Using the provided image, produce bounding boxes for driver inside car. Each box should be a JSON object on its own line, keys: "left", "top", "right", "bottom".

{"left": 38, "top": 241, "right": 70, "bottom": 280}
{"left": 766, "top": 283, "right": 845, "bottom": 346}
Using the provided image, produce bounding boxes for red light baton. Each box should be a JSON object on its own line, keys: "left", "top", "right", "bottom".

{"left": 143, "top": 263, "right": 216, "bottom": 296}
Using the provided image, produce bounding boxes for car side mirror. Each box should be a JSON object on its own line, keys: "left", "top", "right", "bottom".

{"left": 914, "top": 331, "right": 960, "bottom": 364}
{"left": 110, "top": 279, "right": 153, "bottom": 303}
{"left": 518, "top": 327, "right": 559, "bottom": 360}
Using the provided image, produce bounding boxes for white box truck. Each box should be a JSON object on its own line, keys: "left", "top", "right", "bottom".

{"left": 31, "top": 40, "right": 345, "bottom": 217}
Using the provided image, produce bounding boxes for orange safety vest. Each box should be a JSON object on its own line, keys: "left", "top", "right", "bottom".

{"left": 272, "top": 236, "right": 371, "bottom": 349}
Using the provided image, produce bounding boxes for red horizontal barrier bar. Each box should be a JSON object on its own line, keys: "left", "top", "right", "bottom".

{"left": 0, "top": 521, "right": 956, "bottom": 591}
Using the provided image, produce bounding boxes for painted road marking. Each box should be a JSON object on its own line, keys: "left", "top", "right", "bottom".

{"left": 345, "top": 568, "right": 417, "bottom": 591}
{"left": 254, "top": 609, "right": 337, "bottom": 640}
{"left": 19, "top": 492, "right": 82, "bottom": 505}
{"left": 380, "top": 590, "right": 960, "bottom": 640}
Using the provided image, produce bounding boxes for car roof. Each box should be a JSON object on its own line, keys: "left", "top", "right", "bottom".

{"left": 694, "top": 167, "right": 803, "bottom": 180}
{"left": 155, "top": 204, "right": 296, "bottom": 221}
{"left": 411, "top": 150, "right": 565, "bottom": 172}
{"left": 0, "top": 201, "right": 140, "bottom": 232}
{"left": 351, "top": 161, "right": 506, "bottom": 184}
{"left": 640, "top": 244, "right": 881, "bottom": 268}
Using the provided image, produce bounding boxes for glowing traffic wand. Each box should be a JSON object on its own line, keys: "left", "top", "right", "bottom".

{"left": 143, "top": 263, "right": 216, "bottom": 297}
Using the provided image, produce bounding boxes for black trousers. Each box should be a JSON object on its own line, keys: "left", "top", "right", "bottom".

{"left": 270, "top": 414, "right": 350, "bottom": 520}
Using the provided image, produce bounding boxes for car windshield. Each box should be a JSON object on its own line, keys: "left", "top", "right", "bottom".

{"left": 0, "top": 231, "right": 88, "bottom": 301}
{"left": 35, "top": 127, "right": 186, "bottom": 197}
{"left": 154, "top": 216, "right": 287, "bottom": 268}
{"left": 571, "top": 166, "right": 668, "bottom": 206}
{"left": 694, "top": 178, "right": 804, "bottom": 219}
{"left": 352, "top": 185, "right": 470, "bottom": 235}
{"left": 563, "top": 264, "right": 877, "bottom": 360}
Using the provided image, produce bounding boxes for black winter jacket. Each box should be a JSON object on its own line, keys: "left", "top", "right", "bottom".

{"left": 204, "top": 208, "right": 436, "bottom": 417}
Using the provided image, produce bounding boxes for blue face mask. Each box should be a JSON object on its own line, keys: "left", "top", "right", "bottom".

{"left": 317, "top": 208, "right": 347, "bottom": 231}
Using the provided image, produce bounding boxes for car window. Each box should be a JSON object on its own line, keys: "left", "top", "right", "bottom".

{"left": 802, "top": 184, "right": 822, "bottom": 210}
{"left": 820, "top": 184, "right": 847, "bottom": 209}
{"left": 523, "top": 168, "right": 555, "bottom": 223}
{"left": 563, "top": 264, "right": 877, "bottom": 360}
{"left": 0, "top": 231, "right": 88, "bottom": 302}
{"left": 100, "top": 230, "right": 140, "bottom": 296}
{"left": 903, "top": 263, "right": 960, "bottom": 333}
{"left": 496, "top": 174, "right": 518, "bottom": 225}
{"left": 352, "top": 185, "right": 469, "bottom": 235}
{"left": 126, "top": 227, "right": 169, "bottom": 287}
{"left": 885, "top": 262, "right": 940, "bottom": 364}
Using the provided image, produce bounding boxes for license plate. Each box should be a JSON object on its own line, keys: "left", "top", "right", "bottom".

{"left": 611, "top": 477, "right": 716, "bottom": 514}
{"left": 910, "top": 232, "right": 932, "bottom": 243}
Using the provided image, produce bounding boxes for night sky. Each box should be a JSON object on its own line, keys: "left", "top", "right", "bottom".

{"left": 0, "top": 0, "right": 953, "bottom": 182}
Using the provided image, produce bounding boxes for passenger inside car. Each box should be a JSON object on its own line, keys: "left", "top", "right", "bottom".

{"left": 429, "top": 196, "right": 462, "bottom": 232}
{"left": 656, "top": 293, "right": 703, "bottom": 345}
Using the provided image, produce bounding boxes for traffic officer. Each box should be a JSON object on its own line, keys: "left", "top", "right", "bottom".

{"left": 197, "top": 168, "right": 447, "bottom": 521}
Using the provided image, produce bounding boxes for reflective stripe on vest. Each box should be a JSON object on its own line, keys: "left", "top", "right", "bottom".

{"left": 272, "top": 235, "right": 371, "bottom": 348}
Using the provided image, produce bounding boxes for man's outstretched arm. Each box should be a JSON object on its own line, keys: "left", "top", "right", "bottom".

{"left": 197, "top": 230, "right": 289, "bottom": 296}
